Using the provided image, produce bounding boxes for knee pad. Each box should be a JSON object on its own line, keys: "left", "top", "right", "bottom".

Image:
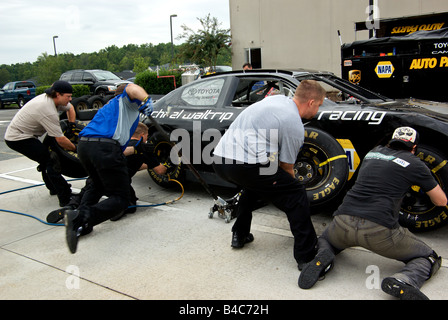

{"left": 426, "top": 250, "right": 442, "bottom": 279}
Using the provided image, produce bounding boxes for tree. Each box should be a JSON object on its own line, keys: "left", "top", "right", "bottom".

{"left": 177, "top": 14, "right": 231, "bottom": 69}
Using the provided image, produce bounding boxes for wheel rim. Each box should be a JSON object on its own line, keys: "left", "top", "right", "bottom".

{"left": 295, "top": 143, "right": 331, "bottom": 189}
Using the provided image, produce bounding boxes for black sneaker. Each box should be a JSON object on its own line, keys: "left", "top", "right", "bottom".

{"left": 381, "top": 277, "right": 429, "bottom": 300}
{"left": 231, "top": 232, "right": 254, "bottom": 248}
{"left": 298, "top": 249, "right": 334, "bottom": 289}
{"left": 46, "top": 205, "right": 75, "bottom": 223}
{"left": 110, "top": 211, "right": 126, "bottom": 222}
{"left": 65, "top": 209, "right": 91, "bottom": 254}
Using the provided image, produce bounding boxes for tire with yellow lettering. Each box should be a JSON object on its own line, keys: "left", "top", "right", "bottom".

{"left": 297, "top": 127, "right": 349, "bottom": 206}
{"left": 399, "top": 145, "right": 448, "bottom": 232}
{"left": 146, "top": 131, "right": 184, "bottom": 188}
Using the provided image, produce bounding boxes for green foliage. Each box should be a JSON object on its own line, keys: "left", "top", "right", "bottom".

{"left": 0, "top": 16, "right": 231, "bottom": 88}
{"left": 178, "top": 14, "right": 231, "bottom": 68}
{"left": 135, "top": 70, "right": 182, "bottom": 95}
{"left": 36, "top": 84, "right": 90, "bottom": 97}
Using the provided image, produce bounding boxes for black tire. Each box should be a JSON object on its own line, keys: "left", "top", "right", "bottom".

{"left": 17, "top": 96, "right": 25, "bottom": 108}
{"left": 43, "top": 120, "right": 87, "bottom": 178}
{"left": 297, "top": 127, "right": 349, "bottom": 207}
{"left": 399, "top": 145, "right": 448, "bottom": 232}
{"left": 87, "top": 95, "right": 104, "bottom": 109}
{"left": 146, "top": 131, "right": 184, "bottom": 188}
{"left": 72, "top": 96, "right": 95, "bottom": 120}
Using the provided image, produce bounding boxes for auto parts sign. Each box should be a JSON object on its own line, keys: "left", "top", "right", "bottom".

{"left": 375, "top": 61, "right": 395, "bottom": 78}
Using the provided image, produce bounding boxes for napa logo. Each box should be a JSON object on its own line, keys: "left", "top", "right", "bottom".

{"left": 375, "top": 61, "right": 395, "bottom": 78}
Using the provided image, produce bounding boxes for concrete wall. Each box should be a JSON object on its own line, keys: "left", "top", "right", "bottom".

{"left": 229, "top": 0, "right": 448, "bottom": 75}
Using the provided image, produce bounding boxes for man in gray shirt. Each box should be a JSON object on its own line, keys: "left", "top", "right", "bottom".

{"left": 213, "top": 80, "right": 326, "bottom": 270}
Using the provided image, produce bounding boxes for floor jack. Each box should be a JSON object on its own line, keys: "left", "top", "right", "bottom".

{"left": 145, "top": 114, "right": 238, "bottom": 223}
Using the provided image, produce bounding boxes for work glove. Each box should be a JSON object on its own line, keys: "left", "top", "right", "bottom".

{"left": 65, "top": 122, "right": 77, "bottom": 139}
{"left": 133, "top": 137, "right": 144, "bottom": 154}
{"left": 139, "top": 96, "right": 153, "bottom": 117}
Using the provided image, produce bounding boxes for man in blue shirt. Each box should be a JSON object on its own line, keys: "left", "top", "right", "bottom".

{"left": 64, "top": 83, "right": 153, "bottom": 253}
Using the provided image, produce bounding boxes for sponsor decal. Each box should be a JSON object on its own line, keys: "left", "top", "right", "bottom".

{"left": 317, "top": 110, "right": 386, "bottom": 125}
{"left": 410, "top": 56, "right": 448, "bottom": 69}
{"left": 348, "top": 70, "right": 361, "bottom": 84}
{"left": 152, "top": 108, "right": 234, "bottom": 123}
{"left": 375, "top": 61, "right": 394, "bottom": 78}
{"left": 390, "top": 23, "right": 445, "bottom": 35}
{"left": 336, "top": 139, "right": 360, "bottom": 180}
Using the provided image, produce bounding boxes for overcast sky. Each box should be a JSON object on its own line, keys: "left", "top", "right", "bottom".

{"left": 0, "top": 0, "right": 230, "bottom": 65}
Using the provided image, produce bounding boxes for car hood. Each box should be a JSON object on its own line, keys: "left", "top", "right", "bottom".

{"left": 372, "top": 98, "right": 448, "bottom": 121}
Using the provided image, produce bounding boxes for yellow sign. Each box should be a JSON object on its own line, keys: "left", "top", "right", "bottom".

{"left": 375, "top": 61, "right": 395, "bottom": 78}
{"left": 336, "top": 139, "right": 360, "bottom": 180}
{"left": 410, "top": 57, "right": 448, "bottom": 69}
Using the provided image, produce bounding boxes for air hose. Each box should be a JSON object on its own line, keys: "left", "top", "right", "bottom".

{"left": 0, "top": 177, "right": 184, "bottom": 227}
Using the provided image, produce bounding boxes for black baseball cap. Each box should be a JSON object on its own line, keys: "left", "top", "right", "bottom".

{"left": 45, "top": 80, "right": 73, "bottom": 94}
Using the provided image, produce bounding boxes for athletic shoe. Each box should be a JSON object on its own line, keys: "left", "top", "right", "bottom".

{"left": 46, "top": 205, "right": 75, "bottom": 223}
{"left": 65, "top": 209, "right": 91, "bottom": 254}
{"left": 381, "top": 277, "right": 429, "bottom": 300}
{"left": 298, "top": 249, "right": 334, "bottom": 289}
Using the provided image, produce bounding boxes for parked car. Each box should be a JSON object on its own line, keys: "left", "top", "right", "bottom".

{"left": 0, "top": 81, "right": 36, "bottom": 108}
{"left": 141, "top": 69, "right": 448, "bottom": 232}
{"left": 59, "top": 69, "right": 131, "bottom": 96}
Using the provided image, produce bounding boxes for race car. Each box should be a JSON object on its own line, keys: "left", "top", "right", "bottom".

{"left": 142, "top": 69, "right": 448, "bottom": 232}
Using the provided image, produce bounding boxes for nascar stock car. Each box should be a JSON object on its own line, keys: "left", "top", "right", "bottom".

{"left": 141, "top": 69, "right": 448, "bottom": 232}
{"left": 48, "top": 69, "right": 448, "bottom": 232}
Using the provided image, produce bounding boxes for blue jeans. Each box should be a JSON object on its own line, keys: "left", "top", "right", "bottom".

{"left": 320, "top": 214, "right": 435, "bottom": 288}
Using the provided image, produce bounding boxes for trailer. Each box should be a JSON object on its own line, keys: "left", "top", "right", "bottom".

{"left": 342, "top": 15, "right": 448, "bottom": 102}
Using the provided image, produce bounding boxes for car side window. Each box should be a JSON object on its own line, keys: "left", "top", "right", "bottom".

{"left": 181, "top": 78, "right": 225, "bottom": 106}
{"left": 60, "top": 73, "right": 71, "bottom": 81}
{"left": 232, "top": 78, "right": 295, "bottom": 106}
{"left": 72, "top": 72, "right": 83, "bottom": 82}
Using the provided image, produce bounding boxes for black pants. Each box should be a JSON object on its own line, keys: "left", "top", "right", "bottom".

{"left": 77, "top": 139, "right": 130, "bottom": 226}
{"left": 213, "top": 159, "right": 317, "bottom": 264}
{"left": 5, "top": 138, "right": 71, "bottom": 200}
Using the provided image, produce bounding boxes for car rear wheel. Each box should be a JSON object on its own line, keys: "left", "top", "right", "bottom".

{"left": 147, "top": 131, "right": 184, "bottom": 188}
{"left": 399, "top": 145, "right": 448, "bottom": 232}
{"left": 297, "top": 127, "right": 349, "bottom": 207}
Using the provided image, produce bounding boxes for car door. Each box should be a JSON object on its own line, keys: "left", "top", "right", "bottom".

{"left": 151, "top": 76, "right": 238, "bottom": 133}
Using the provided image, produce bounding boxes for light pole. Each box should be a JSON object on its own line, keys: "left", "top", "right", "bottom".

{"left": 170, "top": 14, "right": 177, "bottom": 62}
{"left": 53, "top": 35, "right": 59, "bottom": 57}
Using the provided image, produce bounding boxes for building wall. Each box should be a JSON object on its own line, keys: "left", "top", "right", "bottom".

{"left": 229, "top": 0, "right": 448, "bottom": 75}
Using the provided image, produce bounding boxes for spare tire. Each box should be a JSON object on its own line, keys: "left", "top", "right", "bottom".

{"left": 43, "top": 120, "right": 87, "bottom": 178}
{"left": 297, "top": 127, "right": 349, "bottom": 207}
{"left": 72, "top": 96, "right": 95, "bottom": 121}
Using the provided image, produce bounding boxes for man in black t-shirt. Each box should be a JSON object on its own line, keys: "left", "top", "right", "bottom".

{"left": 298, "top": 127, "right": 447, "bottom": 300}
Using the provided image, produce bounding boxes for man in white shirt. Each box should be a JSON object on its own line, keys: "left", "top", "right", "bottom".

{"left": 5, "top": 80, "right": 76, "bottom": 206}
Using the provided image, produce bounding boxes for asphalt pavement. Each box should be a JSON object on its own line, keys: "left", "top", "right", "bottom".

{"left": 1, "top": 153, "right": 448, "bottom": 307}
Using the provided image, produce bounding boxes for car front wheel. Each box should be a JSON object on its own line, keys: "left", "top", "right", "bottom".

{"left": 298, "top": 127, "right": 349, "bottom": 207}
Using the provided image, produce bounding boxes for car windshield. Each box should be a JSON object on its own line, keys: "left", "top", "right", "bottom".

{"left": 91, "top": 70, "right": 121, "bottom": 81}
